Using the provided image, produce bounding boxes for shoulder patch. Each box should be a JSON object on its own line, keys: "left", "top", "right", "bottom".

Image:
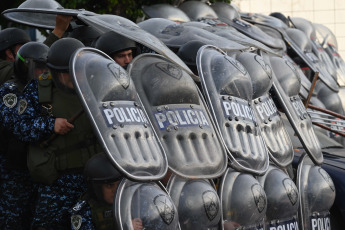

{"left": 3, "top": 93, "right": 17, "bottom": 108}
{"left": 71, "top": 215, "right": 82, "bottom": 230}
{"left": 18, "top": 99, "right": 28, "bottom": 115}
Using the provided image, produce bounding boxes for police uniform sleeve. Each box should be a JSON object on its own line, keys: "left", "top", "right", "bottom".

{"left": 11, "top": 80, "right": 55, "bottom": 142}
{"left": 43, "top": 32, "right": 60, "bottom": 47}
{"left": 70, "top": 200, "right": 96, "bottom": 230}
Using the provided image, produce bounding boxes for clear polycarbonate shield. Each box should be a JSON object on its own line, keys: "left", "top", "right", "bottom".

{"left": 178, "top": 1, "right": 218, "bottom": 21}
{"left": 197, "top": 45, "right": 269, "bottom": 175}
{"left": 114, "top": 179, "right": 180, "bottom": 230}
{"left": 1, "top": 0, "right": 96, "bottom": 29}
{"left": 268, "top": 55, "right": 324, "bottom": 165}
{"left": 235, "top": 51, "right": 294, "bottom": 168}
{"left": 210, "top": 3, "right": 285, "bottom": 51}
{"left": 166, "top": 174, "right": 221, "bottom": 230}
{"left": 70, "top": 47, "right": 168, "bottom": 181}
{"left": 239, "top": 12, "right": 340, "bottom": 93}
{"left": 138, "top": 18, "right": 247, "bottom": 53}
{"left": 257, "top": 165, "right": 299, "bottom": 229}
{"left": 75, "top": 14, "right": 198, "bottom": 80}
{"left": 182, "top": 19, "right": 276, "bottom": 55}
{"left": 142, "top": 4, "right": 191, "bottom": 23}
{"left": 128, "top": 53, "right": 228, "bottom": 179}
{"left": 314, "top": 23, "right": 345, "bottom": 87}
{"left": 219, "top": 167, "right": 266, "bottom": 230}
{"left": 296, "top": 153, "right": 335, "bottom": 230}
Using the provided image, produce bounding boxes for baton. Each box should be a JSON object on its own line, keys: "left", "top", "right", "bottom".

{"left": 304, "top": 71, "right": 319, "bottom": 109}
{"left": 40, "top": 109, "right": 84, "bottom": 148}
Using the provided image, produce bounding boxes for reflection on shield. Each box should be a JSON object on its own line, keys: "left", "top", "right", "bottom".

{"left": 70, "top": 47, "right": 168, "bottom": 181}
{"left": 296, "top": 154, "right": 335, "bottom": 230}
{"left": 197, "top": 45, "right": 269, "bottom": 175}
{"left": 129, "top": 53, "right": 227, "bottom": 179}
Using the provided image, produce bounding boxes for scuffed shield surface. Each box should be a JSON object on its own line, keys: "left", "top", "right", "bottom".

{"left": 114, "top": 179, "right": 179, "bottom": 230}
{"left": 269, "top": 55, "right": 323, "bottom": 165}
{"left": 257, "top": 165, "right": 299, "bottom": 228}
{"left": 296, "top": 154, "right": 335, "bottom": 230}
{"left": 167, "top": 174, "right": 221, "bottom": 229}
{"left": 129, "top": 53, "right": 227, "bottom": 179}
{"left": 236, "top": 52, "right": 294, "bottom": 167}
{"left": 197, "top": 45, "right": 269, "bottom": 175}
{"left": 219, "top": 168, "right": 267, "bottom": 229}
{"left": 70, "top": 47, "right": 168, "bottom": 181}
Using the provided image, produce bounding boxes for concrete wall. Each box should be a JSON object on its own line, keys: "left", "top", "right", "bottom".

{"left": 232, "top": 0, "right": 345, "bottom": 58}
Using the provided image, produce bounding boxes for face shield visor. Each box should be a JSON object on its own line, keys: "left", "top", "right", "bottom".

{"left": 51, "top": 70, "right": 75, "bottom": 94}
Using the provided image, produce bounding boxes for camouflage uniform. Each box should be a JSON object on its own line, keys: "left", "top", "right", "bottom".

{"left": 69, "top": 194, "right": 115, "bottom": 230}
{"left": 17, "top": 76, "right": 101, "bottom": 229}
{"left": 0, "top": 80, "right": 41, "bottom": 229}
{"left": 70, "top": 200, "right": 96, "bottom": 230}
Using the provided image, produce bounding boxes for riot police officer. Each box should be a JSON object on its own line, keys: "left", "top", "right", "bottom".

{"left": 0, "top": 27, "right": 31, "bottom": 85}
{"left": 70, "top": 153, "right": 144, "bottom": 230}
{"left": 70, "top": 153, "right": 122, "bottom": 230}
{"left": 95, "top": 31, "right": 137, "bottom": 69}
{"left": 0, "top": 41, "right": 49, "bottom": 229}
{"left": 20, "top": 37, "right": 104, "bottom": 230}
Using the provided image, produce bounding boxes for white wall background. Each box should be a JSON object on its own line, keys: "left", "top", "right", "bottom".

{"left": 232, "top": 0, "right": 345, "bottom": 58}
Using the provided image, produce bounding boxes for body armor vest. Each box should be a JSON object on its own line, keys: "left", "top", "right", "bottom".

{"left": 46, "top": 86, "right": 102, "bottom": 171}
{"left": 90, "top": 200, "right": 115, "bottom": 230}
{"left": 28, "top": 78, "right": 102, "bottom": 184}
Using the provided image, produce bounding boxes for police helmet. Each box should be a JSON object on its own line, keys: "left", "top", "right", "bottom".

{"left": 14, "top": 41, "right": 49, "bottom": 84}
{"left": 46, "top": 37, "right": 84, "bottom": 71}
{"left": 0, "top": 28, "right": 31, "bottom": 52}
{"left": 84, "top": 153, "right": 122, "bottom": 204}
{"left": 68, "top": 25, "right": 101, "bottom": 47}
{"left": 177, "top": 40, "right": 206, "bottom": 75}
{"left": 95, "top": 31, "right": 137, "bottom": 57}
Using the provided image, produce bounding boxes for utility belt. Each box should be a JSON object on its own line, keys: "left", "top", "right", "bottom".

{"left": 28, "top": 137, "right": 103, "bottom": 185}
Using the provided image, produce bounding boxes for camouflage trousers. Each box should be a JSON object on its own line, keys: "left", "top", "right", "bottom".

{"left": 0, "top": 154, "right": 37, "bottom": 230}
{"left": 30, "top": 173, "right": 86, "bottom": 230}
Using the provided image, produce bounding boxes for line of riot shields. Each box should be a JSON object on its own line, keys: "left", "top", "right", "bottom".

{"left": 4, "top": 0, "right": 345, "bottom": 229}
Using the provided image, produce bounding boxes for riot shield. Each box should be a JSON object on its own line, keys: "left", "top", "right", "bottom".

{"left": 114, "top": 179, "right": 180, "bottom": 230}
{"left": 236, "top": 52, "right": 294, "bottom": 167}
{"left": 267, "top": 55, "right": 324, "bottom": 165}
{"left": 296, "top": 153, "right": 335, "bottom": 230}
{"left": 128, "top": 53, "right": 228, "bottom": 179}
{"left": 257, "top": 165, "right": 299, "bottom": 229}
{"left": 75, "top": 14, "right": 198, "bottom": 80}
{"left": 181, "top": 20, "right": 277, "bottom": 55}
{"left": 210, "top": 2, "right": 286, "bottom": 50}
{"left": 178, "top": 1, "right": 218, "bottom": 21}
{"left": 2, "top": 0, "right": 96, "bottom": 29}
{"left": 138, "top": 18, "right": 247, "bottom": 52}
{"left": 142, "top": 4, "right": 191, "bottom": 23}
{"left": 2, "top": 2, "right": 197, "bottom": 81}
{"left": 219, "top": 167, "right": 266, "bottom": 230}
{"left": 70, "top": 47, "right": 168, "bottom": 181}
{"left": 239, "top": 12, "right": 340, "bottom": 93}
{"left": 197, "top": 45, "right": 269, "bottom": 175}
{"left": 166, "top": 174, "right": 221, "bottom": 230}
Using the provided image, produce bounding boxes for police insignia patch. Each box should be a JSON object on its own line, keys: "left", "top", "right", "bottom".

{"left": 156, "top": 62, "right": 182, "bottom": 80}
{"left": 154, "top": 194, "right": 175, "bottom": 225}
{"left": 18, "top": 99, "right": 28, "bottom": 115}
{"left": 71, "top": 215, "right": 82, "bottom": 230}
{"left": 202, "top": 190, "right": 219, "bottom": 221}
{"left": 283, "top": 178, "right": 298, "bottom": 205}
{"left": 251, "top": 183, "right": 266, "bottom": 213}
{"left": 3, "top": 93, "right": 17, "bottom": 108}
